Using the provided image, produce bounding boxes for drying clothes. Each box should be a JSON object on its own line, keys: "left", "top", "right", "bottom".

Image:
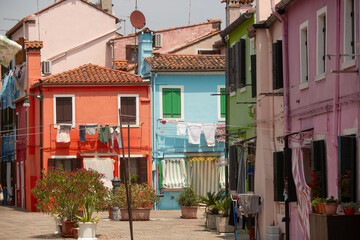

{"left": 167, "top": 119, "right": 180, "bottom": 125}
{"left": 79, "top": 125, "right": 86, "bottom": 142}
{"left": 187, "top": 123, "right": 202, "bottom": 144}
{"left": 83, "top": 157, "right": 115, "bottom": 189}
{"left": 86, "top": 123, "right": 98, "bottom": 135}
{"left": 98, "top": 125, "right": 110, "bottom": 144}
{"left": 216, "top": 123, "right": 226, "bottom": 142}
{"left": 110, "top": 126, "right": 122, "bottom": 149}
{"left": 56, "top": 124, "right": 72, "bottom": 143}
{"left": 177, "top": 122, "right": 187, "bottom": 136}
{"left": 202, "top": 123, "right": 216, "bottom": 147}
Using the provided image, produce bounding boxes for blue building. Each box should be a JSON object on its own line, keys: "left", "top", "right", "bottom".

{"left": 140, "top": 31, "right": 226, "bottom": 209}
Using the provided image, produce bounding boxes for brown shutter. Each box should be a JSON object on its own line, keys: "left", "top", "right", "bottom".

{"left": 121, "top": 97, "right": 136, "bottom": 124}
{"left": 138, "top": 158, "right": 148, "bottom": 184}
{"left": 72, "top": 158, "right": 82, "bottom": 171}
{"left": 15, "top": 37, "right": 25, "bottom": 65}
{"left": 56, "top": 97, "right": 72, "bottom": 124}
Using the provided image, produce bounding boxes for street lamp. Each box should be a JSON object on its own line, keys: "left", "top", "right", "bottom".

{"left": 111, "top": 177, "right": 121, "bottom": 220}
{"left": 23, "top": 93, "right": 43, "bottom": 107}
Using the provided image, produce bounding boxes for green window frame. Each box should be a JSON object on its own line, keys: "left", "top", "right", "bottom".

{"left": 220, "top": 88, "right": 226, "bottom": 118}
{"left": 162, "top": 88, "right": 181, "bottom": 118}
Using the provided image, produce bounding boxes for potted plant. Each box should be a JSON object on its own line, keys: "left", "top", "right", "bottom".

{"left": 341, "top": 202, "right": 359, "bottom": 215}
{"left": 318, "top": 198, "right": 326, "bottom": 214}
{"left": 114, "top": 183, "right": 160, "bottom": 221}
{"left": 176, "top": 186, "right": 199, "bottom": 219}
{"left": 77, "top": 197, "right": 99, "bottom": 240}
{"left": 338, "top": 171, "right": 351, "bottom": 202}
{"left": 311, "top": 198, "right": 321, "bottom": 213}
{"left": 325, "top": 196, "right": 338, "bottom": 215}
{"left": 215, "top": 196, "right": 235, "bottom": 233}
{"left": 199, "top": 191, "right": 224, "bottom": 230}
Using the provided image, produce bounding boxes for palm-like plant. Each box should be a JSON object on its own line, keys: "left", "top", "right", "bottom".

{"left": 199, "top": 191, "right": 225, "bottom": 214}
{"left": 215, "top": 196, "right": 232, "bottom": 217}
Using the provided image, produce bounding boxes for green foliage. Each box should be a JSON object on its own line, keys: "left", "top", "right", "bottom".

{"left": 77, "top": 197, "right": 99, "bottom": 223}
{"left": 341, "top": 202, "right": 359, "bottom": 210}
{"left": 130, "top": 174, "right": 139, "bottom": 184}
{"left": 199, "top": 191, "right": 225, "bottom": 214}
{"left": 215, "top": 196, "right": 232, "bottom": 217}
{"left": 32, "top": 166, "right": 109, "bottom": 221}
{"left": 114, "top": 183, "right": 160, "bottom": 209}
{"left": 311, "top": 198, "right": 322, "bottom": 207}
{"left": 325, "top": 196, "right": 338, "bottom": 205}
{"left": 176, "top": 186, "right": 199, "bottom": 207}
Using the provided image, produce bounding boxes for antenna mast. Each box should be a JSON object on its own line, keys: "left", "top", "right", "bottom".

{"left": 188, "top": 0, "right": 192, "bottom": 25}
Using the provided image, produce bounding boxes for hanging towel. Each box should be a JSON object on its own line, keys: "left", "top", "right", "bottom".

{"left": 187, "top": 123, "right": 202, "bottom": 144}
{"left": 167, "top": 119, "right": 180, "bottom": 125}
{"left": 177, "top": 122, "right": 187, "bottom": 136}
{"left": 56, "top": 124, "right": 72, "bottom": 143}
{"left": 110, "top": 126, "right": 122, "bottom": 149}
{"left": 79, "top": 125, "right": 86, "bottom": 142}
{"left": 85, "top": 123, "right": 98, "bottom": 135}
{"left": 216, "top": 123, "right": 226, "bottom": 142}
{"left": 202, "top": 123, "right": 216, "bottom": 147}
{"left": 98, "top": 125, "right": 110, "bottom": 144}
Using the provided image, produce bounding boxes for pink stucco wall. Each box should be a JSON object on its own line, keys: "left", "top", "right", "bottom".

{"left": 9, "top": 0, "right": 118, "bottom": 74}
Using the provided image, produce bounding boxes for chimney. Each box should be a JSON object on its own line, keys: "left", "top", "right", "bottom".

{"left": 137, "top": 30, "right": 153, "bottom": 78}
{"left": 25, "top": 41, "right": 43, "bottom": 91}
{"left": 228, "top": 0, "right": 254, "bottom": 25}
{"left": 100, "top": 0, "right": 113, "bottom": 14}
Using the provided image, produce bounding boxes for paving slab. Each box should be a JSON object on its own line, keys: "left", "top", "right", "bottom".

{"left": 0, "top": 206, "right": 249, "bottom": 240}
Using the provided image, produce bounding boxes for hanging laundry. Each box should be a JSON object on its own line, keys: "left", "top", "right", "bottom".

{"left": 202, "top": 123, "right": 216, "bottom": 147}
{"left": 110, "top": 126, "right": 122, "bottom": 149}
{"left": 167, "top": 119, "right": 180, "bottom": 125}
{"left": 177, "top": 122, "right": 187, "bottom": 136}
{"left": 98, "top": 125, "right": 110, "bottom": 144}
{"left": 79, "top": 125, "right": 86, "bottom": 142}
{"left": 56, "top": 124, "right": 72, "bottom": 143}
{"left": 187, "top": 123, "right": 202, "bottom": 144}
{"left": 85, "top": 123, "right": 98, "bottom": 135}
{"left": 216, "top": 123, "right": 226, "bottom": 142}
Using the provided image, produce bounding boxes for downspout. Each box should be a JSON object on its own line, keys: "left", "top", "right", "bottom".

{"left": 271, "top": 1, "right": 290, "bottom": 240}
{"left": 152, "top": 72, "right": 158, "bottom": 209}
{"left": 109, "top": 40, "right": 114, "bottom": 69}
{"left": 332, "top": 0, "right": 341, "bottom": 146}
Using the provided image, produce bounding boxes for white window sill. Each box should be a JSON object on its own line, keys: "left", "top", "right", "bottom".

{"left": 54, "top": 123, "right": 75, "bottom": 129}
{"left": 341, "top": 59, "right": 356, "bottom": 70}
{"left": 240, "top": 87, "right": 247, "bottom": 93}
{"left": 314, "top": 73, "right": 326, "bottom": 82}
{"left": 218, "top": 117, "right": 225, "bottom": 122}
{"left": 299, "top": 81, "right": 309, "bottom": 90}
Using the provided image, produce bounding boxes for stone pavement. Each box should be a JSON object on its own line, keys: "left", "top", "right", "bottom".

{"left": 0, "top": 206, "right": 249, "bottom": 240}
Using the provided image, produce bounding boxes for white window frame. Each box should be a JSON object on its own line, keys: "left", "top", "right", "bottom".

{"left": 316, "top": 6, "right": 327, "bottom": 78}
{"left": 299, "top": 21, "right": 309, "bottom": 89}
{"left": 118, "top": 94, "right": 139, "bottom": 127}
{"left": 343, "top": 0, "right": 356, "bottom": 67}
{"left": 159, "top": 85, "right": 184, "bottom": 120}
{"left": 53, "top": 94, "right": 75, "bottom": 128}
{"left": 218, "top": 85, "right": 226, "bottom": 122}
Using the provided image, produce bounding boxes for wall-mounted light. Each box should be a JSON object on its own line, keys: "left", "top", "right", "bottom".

{"left": 23, "top": 93, "right": 43, "bottom": 107}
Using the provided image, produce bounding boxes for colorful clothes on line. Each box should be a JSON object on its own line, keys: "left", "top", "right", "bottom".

{"left": 85, "top": 124, "right": 98, "bottom": 135}
{"left": 187, "top": 123, "right": 202, "bottom": 144}
{"left": 56, "top": 124, "right": 71, "bottom": 143}
{"left": 98, "top": 125, "right": 110, "bottom": 144}
{"left": 79, "top": 125, "right": 86, "bottom": 142}
{"left": 110, "top": 126, "right": 122, "bottom": 149}
{"left": 216, "top": 123, "right": 226, "bottom": 142}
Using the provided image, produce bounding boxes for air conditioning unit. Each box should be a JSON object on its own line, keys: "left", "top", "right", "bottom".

{"left": 41, "top": 60, "right": 52, "bottom": 75}
{"left": 153, "top": 34, "right": 162, "bottom": 49}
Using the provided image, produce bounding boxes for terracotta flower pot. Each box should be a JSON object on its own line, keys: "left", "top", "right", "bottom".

{"left": 325, "top": 203, "right": 337, "bottom": 215}
{"left": 344, "top": 209, "right": 355, "bottom": 215}
{"left": 314, "top": 204, "right": 320, "bottom": 213}
{"left": 120, "top": 208, "right": 151, "bottom": 221}
{"left": 61, "top": 220, "right": 76, "bottom": 238}
{"left": 108, "top": 206, "right": 113, "bottom": 219}
{"left": 319, "top": 203, "right": 326, "bottom": 213}
{"left": 180, "top": 206, "right": 198, "bottom": 219}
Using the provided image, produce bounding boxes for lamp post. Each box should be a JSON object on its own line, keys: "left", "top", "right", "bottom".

{"left": 111, "top": 177, "right": 121, "bottom": 220}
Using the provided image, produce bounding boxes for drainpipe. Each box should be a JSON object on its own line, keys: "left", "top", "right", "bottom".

{"left": 152, "top": 72, "right": 158, "bottom": 209}
{"left": 332, "top": 0, "right": 341, "bottom": 146}
{"left": 109, "top": 40, "right": 114, "bottom": 69}
{"left": 271, "top": 1, "right": 290, "bottom": 239}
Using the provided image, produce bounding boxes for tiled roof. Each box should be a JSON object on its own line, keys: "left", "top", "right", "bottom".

{"left": 24, "top": 41, "right": 43, "bottom": 49}
{"left": 113, "top": 60, "right": 129, "bottom": 71}
{"left": 31, "top": 64, "right": 146, "bottom": 88}
{"left": 145, "top": 54, "right": 225, "bottom": 72}
{"left": 167, "top": 31, "right": 220, "bottom": 54}
{"left": 221, "top": 0, "right": 255, "bottom": 3}
{"left": 6, "top": 0, "right": 120, "bottom": 37}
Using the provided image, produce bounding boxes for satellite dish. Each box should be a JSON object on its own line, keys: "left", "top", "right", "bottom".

{"left": 130, "top": 10, "right": 146, "bottom": 29}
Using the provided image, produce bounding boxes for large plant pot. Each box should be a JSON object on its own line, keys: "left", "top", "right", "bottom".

{"left": 108, "top": 206, "right": 113, "bottom": 219}
{"left": 344, "top": 209, "right": 355, "bottom": 215}
{"left": 180, "top": 206, "right": 198, "bottom": 219}
{"left": 120, "top": 208, "right": 151, "bottom": 221}
{"left": 319, "top": 203, "right": 326, "bottom": 213}
{"left": 216, "top": 216, "right": 235, "bottom": 233}
{"left": 208, "top": 214, "right": 220, "bottom": 230}
{"left": 314, "top": 204, "right": 320, "bottom": 213}
{"left": 325, "top": 203, "right": 337, "bottom": 215}
{"left": 78, "top": 222, "right": 97, "bottom": 240}
{"left": 61, "top": 220, "right": 76, "bottom": 238}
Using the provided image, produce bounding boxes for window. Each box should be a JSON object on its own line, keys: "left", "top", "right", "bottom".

{"left": 198, "top": 49, "right": 221, "bottom": 55}
{"left": 48, "top": 158, "right": 81, "bottom": 172}
{"left": 300, "top": 21, "right": 309, "bottom": 85}
{"left": 273, "top": 40, "right": 283, "bottom": 90}
{"left": 54, "top": 95, "right": 75, "bottom": 127}
{"left": 120, "top": 157, "right": 148, "bottom": 184}
{"left": 218, "top": 86, "right": 226, "bottom": 121}
{"left": 118, "top": 94, "right": 139, "bottom": 126}
{"left": 251, "top": 51, "right": 257, "bottom": 97}
{"left": 344, "top": 0, "right": 356, "bottom": 63}
{"left": 273, "top": 151, "right": 285, "bottom": 201}
{"left": 317, "top": 7, "right": 327, "bottom": 76}
{"left": 126, "top": 45, "right": 138, "bottom": 63}
{"left": 160, "top": 86, "right": 183, "bottom": 119}
{"left": 312, "top": 140, "right": 327, "bottom": 198}
{"left": 235, "top": 39, "right": 246, "bottom": 88}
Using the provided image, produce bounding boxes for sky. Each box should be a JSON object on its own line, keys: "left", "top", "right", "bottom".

{"left": 0, "top": 0, "right": 226, "bottom": 36}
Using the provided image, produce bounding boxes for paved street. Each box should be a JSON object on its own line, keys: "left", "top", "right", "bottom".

{"left": 0, "top": 206, "right": 249, "bottom": 240}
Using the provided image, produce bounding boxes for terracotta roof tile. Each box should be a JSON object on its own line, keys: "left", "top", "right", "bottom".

{"left": 113, "top": 60, "right": 129, "bottom": 71}
{"left": 145, "top": 54, "right": 225, "bottom": 71}
{"left": 31, "top": 64, "right": 145, "bottom": 88}
{"left": 24, "top": 41, "right": 43, "bottom": 49}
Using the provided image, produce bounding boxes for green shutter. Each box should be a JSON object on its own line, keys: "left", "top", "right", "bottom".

{"left": 162, "top": 88, "right": 181, "bottom": 118}
{"left": 220, "top": 88, "right": 226, "bottom": 118}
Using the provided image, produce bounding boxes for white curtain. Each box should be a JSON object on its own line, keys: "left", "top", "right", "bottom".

{"left": 292, "top": 148, "right": 311, "bottom": 240}
{"left": 83, "top": 157, "right": 115, "bottom": 189}
{"left": 161, "top": 159, "right": 187, "bottom": 189}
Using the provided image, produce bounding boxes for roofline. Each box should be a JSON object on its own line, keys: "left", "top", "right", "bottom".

{"left": 30, "top": 82, "right": 149, "bottom": 89}
{"left": 6, "top": 0, "right": 120, "bottom": 37}
{"left": 247, "top": 14, "right": 278, "bottom": 38}
{"left": 220, "top": 9, "right": 255, "bottom": 38}
{"left": 167, "top": 31, "right": 220, "bottom": 53}
{"left": 111, "top": 20, "right": 222, "bottom": 41}
{"left": 150, "top": 69, "right": 225, "bottom": 73}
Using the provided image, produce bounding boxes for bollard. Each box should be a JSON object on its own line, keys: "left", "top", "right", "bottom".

{"left": 111, "top": 177, "right": 121, "bottom": 220}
